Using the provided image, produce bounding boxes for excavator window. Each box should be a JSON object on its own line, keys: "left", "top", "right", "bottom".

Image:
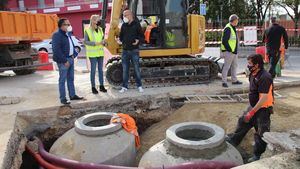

{"left": 128, "top": 0, "right": 188, "bottom": 49}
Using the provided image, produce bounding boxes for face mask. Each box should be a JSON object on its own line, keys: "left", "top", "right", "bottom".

{"left": 247, "top": 65, "right": 255, "bottom": 73}
{"left": 123, "top": 17, "right": 129, "bottom": 23}
{"left": 67, "top": 25, "right": 73, "bottom": 32}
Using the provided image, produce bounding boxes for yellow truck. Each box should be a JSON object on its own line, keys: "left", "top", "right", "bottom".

{"left": 0, "top": 11, "right": 57, "bottom": 75}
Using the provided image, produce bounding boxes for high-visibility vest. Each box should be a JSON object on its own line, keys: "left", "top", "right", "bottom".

{"left": 221, "top": 23, "right": 237, "bottom": 52}
{"left": 85, "top": 27, "right": 104, "bottom": 58}
{"left": 144, "top": 24, "right": 156, "bottom": 44}
{"left": 166, "top": 31, "right": 176, "bottom": 47}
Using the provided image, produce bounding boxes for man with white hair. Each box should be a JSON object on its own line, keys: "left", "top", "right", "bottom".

{"left": 220, "top": 14, "right": 243, "bottom": 88}
{"left": 118, "top": 10, "right": 144, "bottom": 93}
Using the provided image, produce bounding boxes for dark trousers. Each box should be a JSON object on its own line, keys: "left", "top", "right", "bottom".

{"left": 121, "top": 49, "right": 142, "bottom": 88}
{"left": 228, "top": 107, "right": 272, "bottom": 157}
{"left": 268, "top": 49, "right": 280, "bottom": 78}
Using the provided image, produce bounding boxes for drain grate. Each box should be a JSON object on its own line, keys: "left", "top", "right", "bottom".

{"left": 185, "top": 91, "right": 284, "bottom": 103}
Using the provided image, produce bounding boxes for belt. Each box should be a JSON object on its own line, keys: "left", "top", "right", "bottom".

{"left": 68, "top": 55, "right": 74, "bottom": 59}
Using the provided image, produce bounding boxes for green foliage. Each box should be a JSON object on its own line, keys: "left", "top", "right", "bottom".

{"left": 205, "top": 32, "right": 222, "bottom": 42}
{"left": 205, "top": 0, "right": 256, "bottom": 21}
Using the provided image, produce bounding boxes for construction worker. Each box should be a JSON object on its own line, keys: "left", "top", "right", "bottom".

{"left": 117, "top": 10, "right": 144, "bottom": 93}
{"left": 165, "top": 29, "right": 176, "bottom": 47}
{"left": 227, "top": 54, "right": 274, "bottom": 163}
{"left": 144, "top": 22, "right": 157, "bottom": 44}
{"left": 84, "top": 15, "right": 107, "bottom": 94}
{"left": 52, "top": 18, "right": 83, "bottom": 105}
{"left": 220, "top": 14, "right": 243, "bottom": 88}
{"left": 263, "top": 17, "right": 288, "bottom": 79}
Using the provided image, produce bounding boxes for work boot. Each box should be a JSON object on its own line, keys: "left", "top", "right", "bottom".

{"left": 247, "top": 155, "right": 260, "bottom": 163}
{"left": 222, "top": 83, "right": 228, "bottom": 88}
{"left": 99, "top": 85, "right": 107, "bottom": 93}
{"left": 92, "top": 87, "right": 98, "bottom": 94}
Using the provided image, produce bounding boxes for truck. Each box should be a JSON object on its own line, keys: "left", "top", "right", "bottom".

{"left": 0, "top": 11, "right": 58, "bottom": 75}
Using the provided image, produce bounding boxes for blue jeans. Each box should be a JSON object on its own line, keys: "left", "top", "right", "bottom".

{"left": 89, "top": 57, "right": 104, "bottom": 87}
{"left": 122, "top": 49, "right": 142, "bottom": 88}
{"left": 57, "top": 57, "right": 76, "bottom": 102}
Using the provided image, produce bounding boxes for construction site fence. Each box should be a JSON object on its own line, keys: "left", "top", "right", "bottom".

{"left": 205, "top": 19, "right": 300, "bottom": 48}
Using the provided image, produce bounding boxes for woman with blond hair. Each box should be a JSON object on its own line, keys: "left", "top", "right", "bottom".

{"left": 84, "top": 15, "right": 107, "bottom": 94}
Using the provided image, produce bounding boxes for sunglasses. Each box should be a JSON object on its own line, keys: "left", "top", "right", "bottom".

{"left": 63, "top": 24, "right": 71, "bottom": 26}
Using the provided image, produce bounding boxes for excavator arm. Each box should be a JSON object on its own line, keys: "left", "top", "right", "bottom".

{"left": 103, "top": 0, "right": 127, "bottom": 55}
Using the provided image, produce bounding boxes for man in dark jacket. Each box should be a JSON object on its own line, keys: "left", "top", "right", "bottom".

{"left": 263, "top": 17, "right": 288, "bottom": 78}
{"left": 52, "top": 18, "right": 83, "bottom": 105}
{"left": 117, "top": 10, "right": 144, "bottom": 93}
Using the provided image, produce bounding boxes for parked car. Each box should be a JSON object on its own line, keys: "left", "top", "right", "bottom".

{"left": 32, "top": 36, "right": 83, "bottom": 54}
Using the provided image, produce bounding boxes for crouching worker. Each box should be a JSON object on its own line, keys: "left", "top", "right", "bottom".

{"left": 227, "top": 54, "right": 274, "bottom": 163}
{"left": 84, "top": 15, "right": 107, "bottom": 94}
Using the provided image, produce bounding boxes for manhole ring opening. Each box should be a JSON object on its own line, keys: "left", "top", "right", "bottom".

{"left": 176, "top": 128, "right": 214, "bottom": 141}
{"left": 75, "top": 112, "right": 122, "bottom": 136}
{"left": 166, "top": 122, "right": 225, "bottom": 150}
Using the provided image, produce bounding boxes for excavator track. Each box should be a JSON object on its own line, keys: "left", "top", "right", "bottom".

{"left": 105, "top": 56, "right": 219, "bottom": 89}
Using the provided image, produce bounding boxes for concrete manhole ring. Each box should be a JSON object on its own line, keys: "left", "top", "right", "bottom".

{"left": 0, "top": 96, "right": 22, "bottom": 105}
{"left": 75, "top": 112, "right": 122, "bottom": 136}
{"left": 166, "top": 122, "right": 225, "bottom": 150}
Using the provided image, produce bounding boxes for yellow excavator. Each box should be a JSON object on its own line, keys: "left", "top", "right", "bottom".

{"left": 101, "top": 0, "right": 218, "bottom": 88}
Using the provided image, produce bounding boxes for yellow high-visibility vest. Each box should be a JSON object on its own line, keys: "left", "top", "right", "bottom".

{"left": 166, "top": 31, "right": 176, "bottom": 47}
{"left": 85, "top": 27, "right": 104, "bottom": 58}
{"left": 221, "top": 23, "right": 237, "bottom": 52}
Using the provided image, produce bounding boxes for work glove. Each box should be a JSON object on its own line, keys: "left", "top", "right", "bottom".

{"left": 243, "top": 109, "right": 256, "bottom": 123}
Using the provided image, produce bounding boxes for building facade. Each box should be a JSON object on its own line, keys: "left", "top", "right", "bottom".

{"left": 7, "top": 0, "right": 112, "bottom": 38}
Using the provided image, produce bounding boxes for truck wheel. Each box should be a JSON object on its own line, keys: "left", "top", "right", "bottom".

{"left": 13, "top": 69, "right": 36, "bottom": 75}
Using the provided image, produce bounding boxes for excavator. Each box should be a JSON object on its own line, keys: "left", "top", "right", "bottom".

{"left": 101, "top": 0, "right": 219, "bottom": 88}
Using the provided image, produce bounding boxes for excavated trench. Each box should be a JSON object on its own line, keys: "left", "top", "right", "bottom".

{"left": 5, "top": 87, "right": 300, "bottom": 168}
{"left": 6, "top": 94, "right": 183, "bottom": 169}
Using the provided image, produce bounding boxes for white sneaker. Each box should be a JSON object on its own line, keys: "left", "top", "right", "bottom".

{"left": 138, "top": 86, "right": 144, "bottom": 93}
{"left": 119, "top": 87, "right": 128, "bottom": 93}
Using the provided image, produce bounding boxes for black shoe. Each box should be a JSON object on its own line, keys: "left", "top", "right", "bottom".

{"left": 70, "top": 95, "right": 84, "bottom": 100}
{"left": 232, "top": 80, "right": 243, "bottom": 85}
{"left": 99, "top": 85, "right": 107, "bottom": 93}
{"left": 61, "top": 99, "right": 70, "bottom": 105}
{"left": 92, "top": 87, "right": 98, "bottom": 94}
{"left": 222, "top": 83, "right": 228, "bottom": 88}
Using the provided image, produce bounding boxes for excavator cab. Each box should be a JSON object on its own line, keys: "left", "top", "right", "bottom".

{"left": 129, "top": 0, "right": 188, "bottom": 49}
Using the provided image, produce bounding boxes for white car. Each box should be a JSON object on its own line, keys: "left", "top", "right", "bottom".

{"left": 32, "top": 36, "right": 83, "bottom": 54}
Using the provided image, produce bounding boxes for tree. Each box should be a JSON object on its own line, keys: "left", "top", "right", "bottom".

{"left": 276, "top": 0, "right": 300, "bottom": 36}
{"left": 249, "top": 0, "right": 273, "bottom": 27}
{"left": 0, "top": 0, "right": 9, "bottom": 10}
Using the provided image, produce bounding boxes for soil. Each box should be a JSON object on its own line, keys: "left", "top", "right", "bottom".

{"left": 137, "top": 87, "right": 300, "bottom": 165}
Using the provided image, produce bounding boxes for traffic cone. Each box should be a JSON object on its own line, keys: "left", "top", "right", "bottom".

{"left": 37, "top": 51, "right": 53, "bottom": 71}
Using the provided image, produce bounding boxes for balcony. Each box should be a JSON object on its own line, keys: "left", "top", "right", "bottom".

{"left": 10, "top": 0, "right": 112, "bottom": 11}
